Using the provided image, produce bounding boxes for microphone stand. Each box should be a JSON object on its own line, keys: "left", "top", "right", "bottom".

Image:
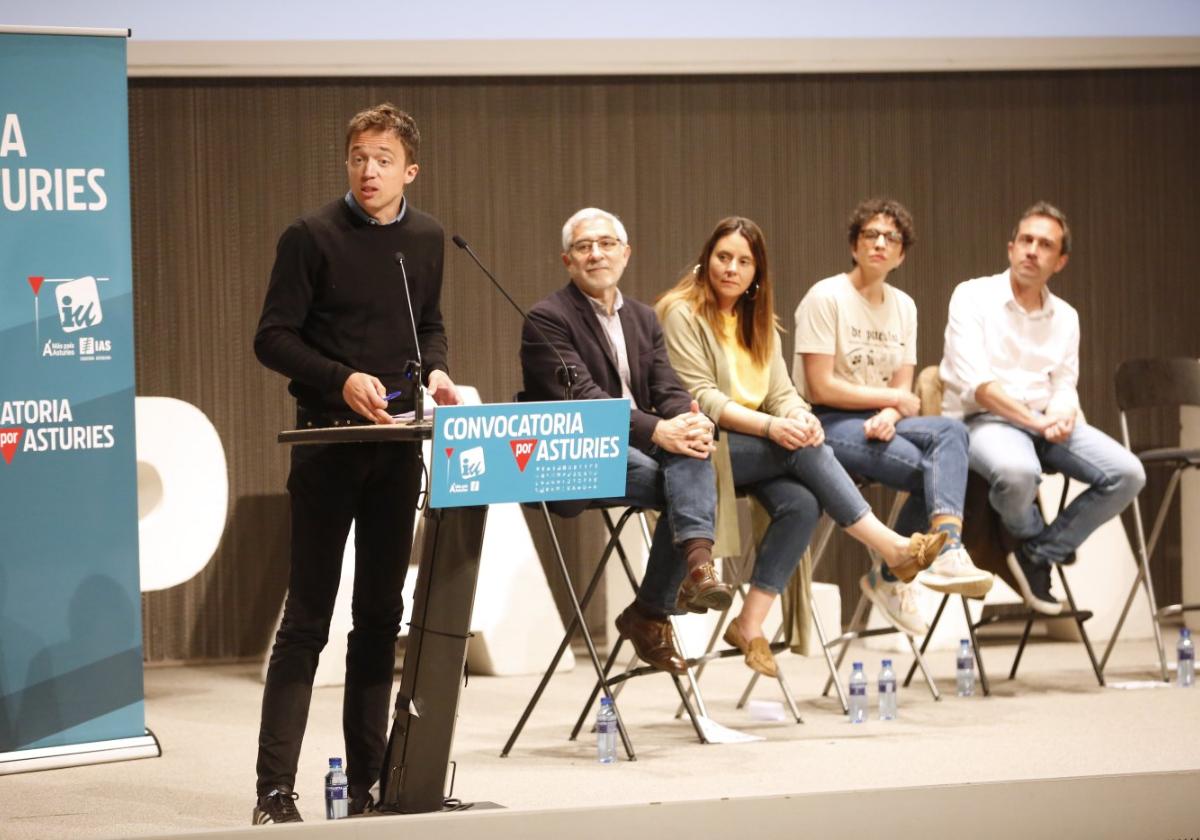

{"left": 451, "top": 235, "right": 576, "bottom": 400}
{"left": 394, "top": 252, "right": 425, "bottom": 421}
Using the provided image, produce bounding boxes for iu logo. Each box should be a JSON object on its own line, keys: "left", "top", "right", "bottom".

{"left": 458, "top": 446, "right": 486, "bottom": 480}
{"left": 55, "top": 276, "right": 104, "bottom": 334}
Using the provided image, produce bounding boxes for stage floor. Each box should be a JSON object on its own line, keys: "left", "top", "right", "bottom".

{"left": 3, "top": 636, "right": 1197, "bottom": 839}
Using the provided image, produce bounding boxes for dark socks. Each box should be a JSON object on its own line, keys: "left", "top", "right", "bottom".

{"left": 680, "top": 537, "right": 714, "bottom": 573}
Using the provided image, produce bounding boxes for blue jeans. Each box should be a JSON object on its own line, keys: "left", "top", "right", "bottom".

{"left": 966, "top": 414, "right": 1146, "bottom": 564}
{"left": 728, "top": 432, "right": 871, "bottom": 593}
{"left": 815, "top": 410, "right": 971, "bottom": 536}
{"left": 600, "top": 447, "right": 717, "bottom": 617}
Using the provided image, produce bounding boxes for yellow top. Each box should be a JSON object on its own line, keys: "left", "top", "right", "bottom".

{"left": 717, "top": 312, "right": 769, "bottom": 410}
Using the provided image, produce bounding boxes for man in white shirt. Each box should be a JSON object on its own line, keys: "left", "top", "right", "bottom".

{"left": 940, "top": 202, "right": 1144, "bottom": 614}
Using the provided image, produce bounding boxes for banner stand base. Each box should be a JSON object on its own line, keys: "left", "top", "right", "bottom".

{"left": 0, "top": 729, "right": 161, "bottom": 776}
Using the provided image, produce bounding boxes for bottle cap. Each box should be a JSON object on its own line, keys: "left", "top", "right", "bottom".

{"left": 1183, "top": 628, "right": 1192, "bottom": 638}
{"left": 852, "top": 661, "right": 863, "bottom": 669}
{"left": 600, "top": 696, "right": 613, "bottom": 706}
{"left": 961, "top": 639, "right": 970, "bottom": 644}
{"left": 882, "top": 659, "right": 892, "bottom": 667}
{"left": 329, "top": 757, "right": 342, "bottom": 768}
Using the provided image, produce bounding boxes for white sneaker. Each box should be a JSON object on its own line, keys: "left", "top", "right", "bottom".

{"left": 860, "top": 569, "right": 928, "bottom": 636}
{"left": 919, "top": 546, "right": 994, "bottom": 598}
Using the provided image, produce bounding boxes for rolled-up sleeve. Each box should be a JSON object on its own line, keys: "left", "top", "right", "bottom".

{"left": 940, "top": 280, "right": 992, "bottom": 406}
{"left": 1046, "top": 309, "right": 1081, "bottom": 415}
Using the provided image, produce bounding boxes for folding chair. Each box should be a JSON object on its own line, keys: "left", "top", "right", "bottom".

{"left": 500, "top": 505, "right": 710, "bottom": 761}
{"left": 671, "top": 495, "right": 807, "bottom": 724}
{"left": 815, "top": 485, "right": 942, "bottom": 709}
{"left": 684, "top": 484, "right": 943, "bottom": 716}
{"left": 1100, "top": 357, "right": 1200, "bottom": 681}
{"left": 903, "top": 473, "right": 1105, "bottom": 694}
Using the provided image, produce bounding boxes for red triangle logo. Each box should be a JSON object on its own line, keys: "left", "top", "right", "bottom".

{"left": 510, "top": 439, "right": 538, "bottom": 472}
{"left": 28, "top": 276, "right": 44, "bottom": 296}
{"left": 0, "top": 428, "right": 24, "bottom": 465}
{"left": 444, "top": 447, "right": 454, "bottom": 461}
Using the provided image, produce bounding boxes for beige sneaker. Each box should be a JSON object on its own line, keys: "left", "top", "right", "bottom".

{"left": 919, "top": 546, "right": 995, "bottom": 598}
{"left": 860, "top": 568, "right": 928, "bottom": 636}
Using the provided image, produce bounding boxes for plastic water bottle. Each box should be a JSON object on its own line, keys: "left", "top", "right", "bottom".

{"left": 878, "top": 659, "right": 897, "bottom": 721}
{"left": 596, "top": 696, "right": 618, "bottom": 763}
{"left": 956, "top": 639, "right": 975, "bottom": 697}
{"left": 1179, "top": 628, "right": 1195, "bottom": 688}
{"left": 848, "top": 662, "right": 868, "bottom": 723}
{"left": 324, "top": 757, "right": 348, "bottom": 820}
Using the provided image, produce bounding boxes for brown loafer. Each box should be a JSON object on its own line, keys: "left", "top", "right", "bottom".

{"left": 723, "top": 620, "right": 778, "bottom": 678}
{"left": 615, "top": 604, "right": 688, "bottom": 674}
{"left": 888, "top": 530, "right": 949, "bottom": 583}
{"left": 675, "top": 562, "right": 734, "bottom": 614}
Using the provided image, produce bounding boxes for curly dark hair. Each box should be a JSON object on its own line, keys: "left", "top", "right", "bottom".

{"left": 846, "top": 198, "right": 915, "bottom": 263}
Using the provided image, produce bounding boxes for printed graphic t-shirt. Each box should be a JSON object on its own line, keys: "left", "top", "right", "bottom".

{"left": 792, "top": 273, "right": 917, "bottom": 401}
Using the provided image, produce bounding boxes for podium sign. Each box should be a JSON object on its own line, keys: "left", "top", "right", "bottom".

{"left": 429, "top": 399, "right": 630, "bottom": 508}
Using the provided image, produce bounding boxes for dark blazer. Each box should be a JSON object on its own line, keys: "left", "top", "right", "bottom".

{"left": 520, "top": 281, "right": 694, "bottom": 457}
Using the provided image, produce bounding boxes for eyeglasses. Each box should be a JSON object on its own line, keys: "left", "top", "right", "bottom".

{"left": 569, "top": 237, "right": 623, "bottom": 256}
{"left": 859, "top": 228, "right": 904, "bottom": 245}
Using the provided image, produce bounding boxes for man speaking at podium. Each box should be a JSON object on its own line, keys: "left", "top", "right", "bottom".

{"left": 252, "top": 103, "right": 460, "bottom": 824}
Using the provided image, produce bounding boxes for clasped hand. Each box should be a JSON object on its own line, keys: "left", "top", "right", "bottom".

{"left": 1034, "top": 409, "right": 1076, "bottom": 443}
{"left": 653, "top": 400, "right": 716, "bottom": 459}
{"left": 863, "top": 407, "right": 901, "bottom": 442}
{"left": 769, "top": 410, "right": 824, "bottom": 450}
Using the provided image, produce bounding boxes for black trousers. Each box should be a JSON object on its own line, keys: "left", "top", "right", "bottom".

{"left": 256, "top": 439, "right": 421, "bottom": 797}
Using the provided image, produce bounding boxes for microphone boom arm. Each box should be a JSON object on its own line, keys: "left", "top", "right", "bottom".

{"left": 451, "top": 235, "right": 576, "bottom": 400}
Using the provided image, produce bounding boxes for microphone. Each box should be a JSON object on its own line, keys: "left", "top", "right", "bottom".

{"left": 451, "top": 235, "right": 577, "bottom": 399}
{"left": 393, "top": 251, "right": 425, "bottom": 422}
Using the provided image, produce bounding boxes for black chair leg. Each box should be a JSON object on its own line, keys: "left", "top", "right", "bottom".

{"left": 963, "top": 596, "right": 991, "bottom": 696}
{"left": 1010, "top": 618, "right": 1034, "bottom": 680}
{"left": 1057, "top": 565, "right": 1106, "bottom": 688}
{"left": 501, "top": 504, "right": 631, "bottom": 759}
{"left": 903, "top": 593, "right": 949, "bottom": 688}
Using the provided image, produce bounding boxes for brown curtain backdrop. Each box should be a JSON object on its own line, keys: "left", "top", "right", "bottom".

{"left": 132, "top": 68, "right": 1199, "bottom": 662}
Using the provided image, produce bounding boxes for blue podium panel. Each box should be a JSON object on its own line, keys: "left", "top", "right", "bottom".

{"left": 430, "top": 399, "right": 630, "bottom": 508}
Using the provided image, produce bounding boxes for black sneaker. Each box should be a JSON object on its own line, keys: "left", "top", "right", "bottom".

{"left": 252, "top": 787, "right": 302, "bottom": 824}
{"left": 1007, "top": 546, "right": 1062, "bottom": 616}
{"left": 349, "top": 788, "right": 376, "bottom": 816}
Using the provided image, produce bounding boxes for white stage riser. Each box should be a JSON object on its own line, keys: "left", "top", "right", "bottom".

{"left": 134, "top": 769, "right": 1197, "bottom": 840}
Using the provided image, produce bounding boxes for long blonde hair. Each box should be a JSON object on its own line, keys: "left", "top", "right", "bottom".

{"left": 656, "top": 216, "right": 776, "bottom": 367}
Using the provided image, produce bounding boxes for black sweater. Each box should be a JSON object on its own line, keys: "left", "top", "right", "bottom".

{"left": 254, "top": 198, "right": 449, "bottom": 416}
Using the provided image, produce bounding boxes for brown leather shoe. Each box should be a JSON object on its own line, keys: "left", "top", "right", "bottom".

{"left": 888, "top": 530, "right": 949, "bottom": 583}
{"left": 615, "top": 604, "right": 687, "bottom": 674}
{"left": 675, "top": 562, "right": 734, "bottom": 613}
{"left": 723, "top": 620, "right": 778, "bottom": 677}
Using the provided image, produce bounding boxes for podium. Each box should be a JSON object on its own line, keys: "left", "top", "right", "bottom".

{"left": 278, "top": 398, "right": 627, "bottom": 813}
{"left": 278, "top": 421, "right": 487, "bottom": 813}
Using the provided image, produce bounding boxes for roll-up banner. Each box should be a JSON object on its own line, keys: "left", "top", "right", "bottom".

{"left": 0, "top": 26, "right": 158, "bottom": 773}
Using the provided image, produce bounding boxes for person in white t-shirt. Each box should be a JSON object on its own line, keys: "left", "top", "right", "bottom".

{"left": 794, "top": 198, "right": 993, "bottom": 635}
{"left": 940, "top": 202, "right": 1145, "bottom": 615}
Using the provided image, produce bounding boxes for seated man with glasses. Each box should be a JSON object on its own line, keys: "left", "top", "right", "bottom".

{"left": 519, "top": 207, "right": 730, "bottom": 674}
{"left": 794, "top": 198, "right": 992, "bottom": 637}
{"left": 940, "top": 201, "right": 1145, "bottom": 614}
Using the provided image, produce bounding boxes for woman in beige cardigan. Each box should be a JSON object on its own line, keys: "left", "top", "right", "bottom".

{"left": 656, "top": 216, "right": 944, "bottom": 676}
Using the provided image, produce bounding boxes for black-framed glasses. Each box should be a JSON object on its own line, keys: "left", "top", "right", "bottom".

{"left": 569, "top": 237, "right": 623, "bottom": 256}
{"left": 859, "top": 228, "right": 904, "bottom": 245}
